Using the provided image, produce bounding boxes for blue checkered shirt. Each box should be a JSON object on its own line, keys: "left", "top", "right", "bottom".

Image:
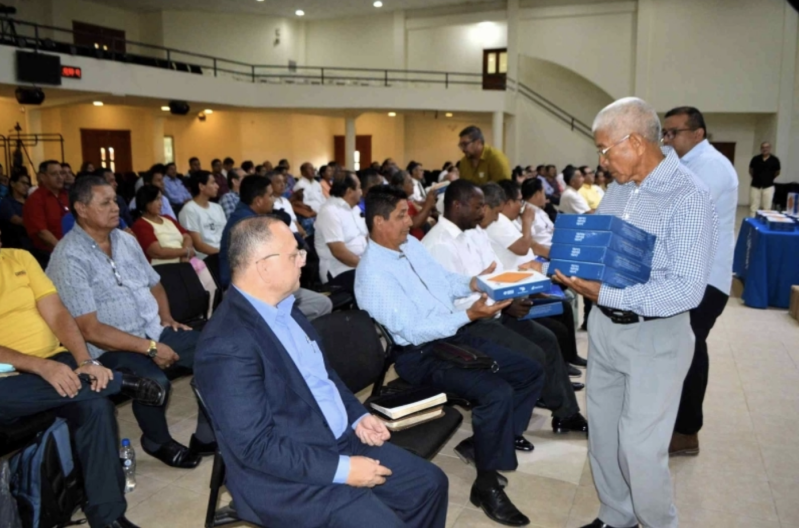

{"left": 219, "top": 191, "right": 240, "bottom": 219}
{"left": 597, "top": 148, "right": 718, "bottom": 317}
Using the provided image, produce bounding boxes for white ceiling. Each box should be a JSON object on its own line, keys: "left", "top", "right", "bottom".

{"left": 86, "top": 0, "right": 502, "bottom": 20}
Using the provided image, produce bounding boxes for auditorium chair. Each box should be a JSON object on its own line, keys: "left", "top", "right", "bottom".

{"left": 153, "top": 262, "right": 210, "bottom": 330}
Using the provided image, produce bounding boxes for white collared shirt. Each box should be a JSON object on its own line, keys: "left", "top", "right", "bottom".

{"left": 294, "top": 177, "right": 326, "bottom": 213}
{"left": 680, "top": 139, "right": 739, "bottom": 295}
{"left": 272, "top": 196, "right": 299, "bottom": 233}
{"left": 559, "top": 187, "right": 591, "bottom": 214}
{"left": 410, "top": 178, "right": 426, "bottom": 202}
{"left": 485, "top": 213, "right": 535, "bottom": 271}
{"left": 314, "top": 197, "right": 368, "bottom": 282}
{"left": 421, "top": 218, "right": 499, "bottom": 311}
{"left": 514, "top": 203, "right": 555, "bottom": 248}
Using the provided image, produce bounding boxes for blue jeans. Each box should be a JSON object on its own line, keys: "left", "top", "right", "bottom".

{"left": 98, "top": 327, "right": 213, "bottom": 446}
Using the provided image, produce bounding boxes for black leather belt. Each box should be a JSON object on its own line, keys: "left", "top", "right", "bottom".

{"left": 597, "top": 305, "right": 662, "bottom": 325}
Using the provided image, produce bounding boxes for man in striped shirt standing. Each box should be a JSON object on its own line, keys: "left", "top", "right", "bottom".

{"left": 557, "top": 97, "right": 718, "bottom": 528}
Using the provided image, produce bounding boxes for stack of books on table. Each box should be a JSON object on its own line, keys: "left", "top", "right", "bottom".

{"left": 370, "top": 387, "right": 448, "bottom": 431}
{"left": 547, "top": 215, "right": 656, "bottom": 289}
{"left": 756, "top": 210, "right": 797, "bottom": 231}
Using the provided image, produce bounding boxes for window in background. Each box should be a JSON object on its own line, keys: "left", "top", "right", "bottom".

{"left": 164, "top": 136, "right": 174, "bottom": 164}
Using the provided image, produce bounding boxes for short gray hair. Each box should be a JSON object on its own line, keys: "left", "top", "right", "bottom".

{"left": 228, "top": 216, "right": 282, "bottom": 278}
{"left": 592, "top": 97, "right": 661, "bottom": 144}
{"left": 69, "top": 175, "right": 110, "bottom": 217}
{"left": 481, "top": 182, "right": 506, "bottom": 208}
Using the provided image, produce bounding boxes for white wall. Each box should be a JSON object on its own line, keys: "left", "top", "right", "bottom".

{"left": 517, "top": 55, "right": 613, "bottom": 128}
{"left": 160, "top": 11, "right": 302, "bottom": 68}
{"left": 636, "top": 0, "right": 786, "bottom": 113}
{"left": 407, "top": 21, "right": 507, "bottom": 73}
{"left": 518, "top": 9, "right": 635, "bottom": 100}
{"left": 306, "top": 13, "right": 398, "bottom": 69}
{"left": 703, "top": 113, "right": 760, "bottom": 206}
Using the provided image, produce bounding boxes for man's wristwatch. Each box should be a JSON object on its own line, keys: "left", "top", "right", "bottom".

{"left": 80, "top": 359, "right": 102, "bottom": 367}
{"left": 147, "top": 340, "right": 158, "bottom": 359}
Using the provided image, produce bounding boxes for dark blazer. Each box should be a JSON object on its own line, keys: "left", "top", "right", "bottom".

{"left": 194, "top": 287, "right": 368, "bottom": 527}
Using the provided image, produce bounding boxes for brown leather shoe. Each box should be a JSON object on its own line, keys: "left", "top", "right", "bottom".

{"left": 669, "top": 432, "right": 699, "bottom": 457}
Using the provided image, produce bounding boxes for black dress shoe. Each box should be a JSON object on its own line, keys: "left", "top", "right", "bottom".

{"left": 104, "top": 516, "right": 140, "bottom": 528}
{"left": 141, "top": 438, "right": 202, "bottom": 469}
{"left": 189, "top": 434, "right": 217, "bottom": 457}
{"left": 570, "top": 355, "right": 588, "bottom": 368}
{"left": 514, "top": 436, "right": 534, "bottom": 452}
{"left": 580, "top": 518, "right": 638, "bottom": 528}
{"left": 120, "top": 374, "right": 166, "bottom": 406}
{"left": 453, "top": 438, "right": 508, "bottom": 487}
{"left": 568, "top": 365, "right": 582, "bottom": 377}
{"left": 572, "top": 382, "right": 585, "bottom": 391}
{"left": 552, "top": 412, "right": 588, "bottom": 434}
{"left": 470, "top": 483, "right": 530, "bottom": 526}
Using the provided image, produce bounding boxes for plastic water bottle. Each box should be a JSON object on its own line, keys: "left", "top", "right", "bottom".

{"left": 119, "top": 439, "right": 136, "bottom": 493}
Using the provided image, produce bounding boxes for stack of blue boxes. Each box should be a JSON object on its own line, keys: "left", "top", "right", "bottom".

{"left": 548, "top": 215, "right": 657, "bottom": 289}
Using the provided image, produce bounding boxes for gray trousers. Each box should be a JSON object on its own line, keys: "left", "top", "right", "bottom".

{"left": 587, "top": 308, "right": 694, "bottom": 528}
{"left": 294, "top": 287, "right": 333, "bottom": 321}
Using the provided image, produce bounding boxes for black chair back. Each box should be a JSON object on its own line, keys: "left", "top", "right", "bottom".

{"left": 154, "top": 262, "right": 209, "bottom": 329}
{"left": 311, "top": 310, "right": 386, "bottom": 394}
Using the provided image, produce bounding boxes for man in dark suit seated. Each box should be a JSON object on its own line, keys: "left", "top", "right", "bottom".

{"left": 194, "top": 216, "right": 448, "bottom": 528}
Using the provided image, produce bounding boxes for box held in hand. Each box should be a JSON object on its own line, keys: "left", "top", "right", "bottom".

{"left": 548, "top": 259, "right": 644, "bottom": 289}
{"left": 554, "top": 214, "right": 656, "bottom": 249}
{"left": 477, "top": 270, "right": 551, "bottom": 301}
{"left": 552, "top": 229, "right": 654, "bottom": 267}
{"left": 549, "top": 245, "right": 651, "bottom": 283}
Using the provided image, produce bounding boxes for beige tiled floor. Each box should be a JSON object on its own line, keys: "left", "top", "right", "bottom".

{"left": 115, "top": 210, "right": 799, "bottom": 527}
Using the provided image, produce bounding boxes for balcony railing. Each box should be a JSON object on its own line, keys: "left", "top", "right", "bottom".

{"left": 0, "top": 17, "right": 483, "bottom": 89}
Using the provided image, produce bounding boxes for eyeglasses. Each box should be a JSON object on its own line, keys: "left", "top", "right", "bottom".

{"left": 259, "top": 249, "right": 307, "bottom": 268}
{"left": 661, "top": 128, "right": 695, "bottom": 140}
{"left": 458, "top": 139, "right": 476, "bottom": 149}
{"left": 597, "top": 134, "right": 631, "bottom": 158}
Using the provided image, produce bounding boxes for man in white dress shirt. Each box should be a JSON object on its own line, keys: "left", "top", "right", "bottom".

{"left": 270, "top": 172, "right": 305, "bottom": 236}
{"left": 422, "top": 180, "right": 588, "bottom": 435}
{"left": 558, "top": 167, "right": 593, "bottom": 215}
{"left": 293, "top": 162, "right": 326, "bottom": 214}
{"left": 406, "top": 161, "right": 427, "bottom": 204}
{"left": 662, "top": 106, "right": 738, "bottom": 457}
{"left": 314, "top": 173, "right": 368, "bottom": 293}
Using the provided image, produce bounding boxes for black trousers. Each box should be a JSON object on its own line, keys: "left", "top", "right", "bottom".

{"left": 0, "top": 353, "right": 126, "bottom": 528}
{"left": 535, "top": 301, "right": 579, "bottom": 364}
{"left": 328, "top": 269, "right": 356, "bottom": 295}
{"left": 674, "top": 285, "right": 728, "bottom": 435}
{"left": 98, "top": 328, "right": 213, "bottom": 447}
{"left": 394, "top": 322, "right": 544, "bottom": 472}
{"left": 467, "top": 317, "right": 579, "bottom": 419}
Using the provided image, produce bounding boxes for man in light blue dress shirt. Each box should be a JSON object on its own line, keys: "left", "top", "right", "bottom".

{"left": 355, "top": 186, "right": 545, "bottom": 527}
{"left": 194, "top": 216, "right": 448, "bottom": 528}
{"left": 560, "top": 98, "right": 718, "bottom": 528}
{"left": 663, "top": 106, "right": 738, "bottom": 457}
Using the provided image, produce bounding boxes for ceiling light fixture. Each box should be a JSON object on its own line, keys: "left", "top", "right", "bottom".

{"left": 374, "top": 1, "right": 383, "bottom": 7}
{"left": 445, "top": 112, "right": 453, "bottom": 117}
{"left": 388, "top": 112, "right": 396, "bottom": 117}
{"left": 161, "top": 106, "right": 170, "bottom": 111}
{"left": 93, "top": 101, "right": 103, "bottom": 106}
{"left": 295, "top": 9, "right": 305, "bottom": 16}
{"left": 204, "top": 109, "right": 214, "bottom": 114}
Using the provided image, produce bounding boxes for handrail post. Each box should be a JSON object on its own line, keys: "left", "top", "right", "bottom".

{"left": 213, "top": 58, "right": 217, "bottom": 77}
{"left": 167, "top": 48, "right": 171, "bottom": 70}
{"left": 321, "top": 67, "right": 325, "bottom": 85}
{"left": 34, "top": 24, "right": 39, "bottom": 51}
{"left": 384, "top": 70, "right": 388, "bottom": 87}
{"left": 252, "top": 65, "right": 256, "bottom": 83}
{"left": 445, "top": 72, "right": 449, "bottom": 89}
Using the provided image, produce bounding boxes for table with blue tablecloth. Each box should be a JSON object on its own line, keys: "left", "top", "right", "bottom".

{"left": 732, "top": 218, "right": 799, "bottom": 308}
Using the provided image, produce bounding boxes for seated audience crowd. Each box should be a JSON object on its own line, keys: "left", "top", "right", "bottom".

{"left": 1, "top": 127, "right": 609, "bottom": 528}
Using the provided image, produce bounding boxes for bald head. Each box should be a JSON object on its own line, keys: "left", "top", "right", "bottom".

{"left": 593, "top": 97, "right": 661, "bottom": 144}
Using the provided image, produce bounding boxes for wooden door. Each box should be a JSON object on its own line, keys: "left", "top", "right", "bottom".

{"left": 80, "top": 129, "right": 133, "bottom": 174}
{"left": 482, "top": 48, "right": 507, "bottom": 91}
{"left": 711, "top": 142, "right": 736, "bottom": 165}
{"left": 73, "top": 21, "right": 126, "bottom": 54}
{"left": 334, "top": 135, "right": 372, "bottom": 170}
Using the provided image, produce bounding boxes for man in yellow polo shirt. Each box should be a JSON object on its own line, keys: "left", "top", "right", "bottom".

{"left": 457, "top": 125, "right": 512, "bottom": 184}
{"left": 0, "top": 239, "right": 164, "bottom": 528}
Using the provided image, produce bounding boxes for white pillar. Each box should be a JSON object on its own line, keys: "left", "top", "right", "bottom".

{"left": 345, "top": 117, "right": 356, "bottom": 170}
{"left": 492, "top": 111, "right": 504, "bottom": 151}
{"left": 775, "top": 4, "right": 797, "bottom": 180}
{"left": 507, "top": 0, "right": 519, "bottom": 90}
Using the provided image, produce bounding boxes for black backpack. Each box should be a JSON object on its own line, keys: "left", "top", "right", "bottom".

{"left": 10, "top": 418, "right": 86, "bottom": 528}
